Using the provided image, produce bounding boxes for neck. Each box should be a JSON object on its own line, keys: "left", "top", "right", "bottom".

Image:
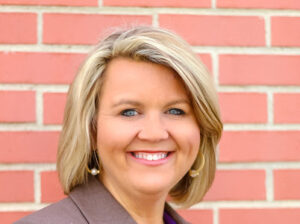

{"left": 100, "top": 176, "right": 168, "bottom": 224}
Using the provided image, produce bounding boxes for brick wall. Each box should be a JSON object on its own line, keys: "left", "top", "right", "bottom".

{"left": 0, "top": 1, "right": 300, "bottom": 224}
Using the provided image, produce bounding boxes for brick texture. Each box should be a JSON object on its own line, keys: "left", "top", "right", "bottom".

{"left": 0, "top": 171, "right": 34, "bottom": 202}
{"left": 274, "top": 93, "right": 300, "bottom": 123}
{"left": 0, "top": 91, "right": 35, "bottom": 123}
{"left": 274, "top": 170, "right": 300, "bottom": 200}
{"left": 198, "top": 54, "right": 212, "bottom": 73}
{"left": 41, "top": 171, "right": 65, "bottom": 202}
{"left": 1, "top": 2, "right": 300, "bottom": 223}
{"left": 0, "top": 131, "right": 59, "bottom": 163}
{"left": 103, "top": 0, "right": 211, "bottom": 7}
{"left": 204, "top": 170, "right": 265, "bottom": 201}
{"left": 219, "top": 92, "right": 267, "bottom": 123}
{"left": 0, "top": 212, "right": 32, "bottom": 224}
{"left": 0, "top": 0, "right": 97, "bottom": 6}
{"left": 0, "top": 13, "right": 36, "bottom": 44}
{"left": 219, "top": 54, "right": 300, "bottom": 85}
{"left": 220, "top": 209, "right": 300, "bottom": 224}
{"left": 159, "top": 15, "right": 265, "bottom": 46}
{"left": 43, "top": 14, "right": 152, "bottom": 45}
{"left": 272, "top": 17, "right": 300, "bottom": 47}
{"left": 43, "top": 93, "right": 67, "bottom": 124}
{"left": 219, "top": 131, "right": 300, "bottom": 162}
{"left": 217, "top": 0, "right": 300, "bottom": 9}
{"left": 0, "top": 52, "right": 85, "bottom": 84}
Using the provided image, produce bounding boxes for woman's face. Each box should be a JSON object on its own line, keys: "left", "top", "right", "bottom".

{"left": 96, "top": 57, "right": 200, "bottom": 197}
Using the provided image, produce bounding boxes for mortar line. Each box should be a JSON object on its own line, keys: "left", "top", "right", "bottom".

{"left": 98, "top": 0, "right": 103, "bottom": 7}
{"left": 152, "top": 13, "right": 159, "bottom": 27}
{"left": 267, "top": 92, "right": 274, "bottom": 124}
{"left": 35, "top": 91, "right": 44, "bottom": 126}
{"left": 265, "top": 168, "right": 274, "bottom": 201}
{"left": 213, "top": 207, "right": 219, "bottom": 224}
{"left": 37, "top": 11, "right": 43, "bottom": 45}
{"left": 211, "top": 52, "right": 219, "bottom": 86}
{"left": 1, "top": 6, "right": 300, "bottom": 16}
{"left": 0, "top": 84, "right": 69, "bottom": 92}
{"left": 211, "top": 0, "right": 216, "bottom": 9}
{"left": 34, "top": 170, "right": 41, "bottom": 203}
{"left": 265, "top": 15, "right": 271, "bottom": 47}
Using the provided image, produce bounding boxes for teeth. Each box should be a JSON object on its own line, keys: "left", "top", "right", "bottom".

{"left": 133, "top": 152, "right": 168, "bottom": 161}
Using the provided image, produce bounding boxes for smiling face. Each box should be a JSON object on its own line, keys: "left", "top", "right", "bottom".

{"left": 96, "top": 57, "right": 200, "bottom": 199}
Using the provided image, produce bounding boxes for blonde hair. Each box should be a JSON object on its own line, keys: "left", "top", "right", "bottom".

{"left": 57, "top": 26, "right": 223, "bottom": 208}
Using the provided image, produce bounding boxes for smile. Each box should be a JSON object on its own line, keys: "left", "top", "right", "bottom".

{"left": 131, "top": 152, "right": 168, "bottom": 161}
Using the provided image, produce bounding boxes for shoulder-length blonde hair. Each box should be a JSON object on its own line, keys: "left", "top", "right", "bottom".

{"left": 57, "top": 26, "right": 223, "bottom": 208}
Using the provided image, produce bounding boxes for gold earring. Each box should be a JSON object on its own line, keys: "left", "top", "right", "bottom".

{"left": 86, "top": 150, "right": 100, "bottom": 176}
{"left": 189, "top": 154, "right": 205, "bottom": 178}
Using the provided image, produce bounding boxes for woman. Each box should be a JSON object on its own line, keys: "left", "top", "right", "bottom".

{"left": 16, "top": 26, "right": 223, "bottom": 224}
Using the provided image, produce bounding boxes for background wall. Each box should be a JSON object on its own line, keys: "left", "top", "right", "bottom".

{"left": 0, "top": 1, "right": 300, "bottom": 223}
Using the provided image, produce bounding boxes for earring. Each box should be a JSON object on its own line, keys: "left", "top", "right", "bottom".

{"left": 189, "top": 154, "right": 205, "bottom": 178}
{"left": 86, "top": 150, "right": 100, "bottom": 176}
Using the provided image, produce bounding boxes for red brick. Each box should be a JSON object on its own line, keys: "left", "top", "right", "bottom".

{"left": 103, "top": 0, "right": 210, "bottom": 7}
{"left": 220, "top": 208, "right": 300, "bottom": 224}
{"left": 219, "top": 54, "right": 300, "bottom": 85}
{"left": 274, "top": 93, "right": 300, "bottom": 123}
{"left": 43, "top": 14, "right": 152, "bottom": 45}
{"left": 177, "top": 210, "right": 213, "bottom": 224}
{"left": 198, "top": 54, "right": 212, "bottom": 73}
{"left": 41, "top": 171, "right": 65, "bottom": 202}
{"left": 0, "top": 0, "right": 97, "bottom": 6}
{"left": 272, "top": 17, "right": 300, "bottom": 47}
{"left": 219, "top": 131, "right": 300, "bottom": 162}
{"left": 217, "top": 0, "right": 300, "bottom": 10}
{"left": 0, "top": 131, "right": 59, "bottom": 163}
{"left": 0, "top": 171, "right": 34, "bottom": 202}
{"left": 274, "top": 170, "right": 300, "bottom": 200}
{"left": 159, "top": 15, "right": 265, "bottom": 46}
{"left": 219, "top": 92, "right": 267, "bottom": 123}
{"left": 0, "top": 13, "right": 36, "bottom": 44}
{"left": 0, "top": 52, "right": 85, "bottom": 84}
{"left": 43, "top": 93, "right": 67, "bottom": 124}
{"left": 0, "top": 212, "right": 32, "bottom": 224}
{"left": 204, "top": 170, "right": 265, "bottom": 201}
{"left": 0, "top": 91, "right": 35, "bottom": 123}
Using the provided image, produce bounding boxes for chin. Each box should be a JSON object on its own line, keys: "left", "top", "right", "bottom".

{"left": 129, "top": 174, "right": 177, "bottom": 196}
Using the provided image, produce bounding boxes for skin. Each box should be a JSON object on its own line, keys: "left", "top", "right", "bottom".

{"left": 96, "top": 57, "right": 200, "bottom": 224}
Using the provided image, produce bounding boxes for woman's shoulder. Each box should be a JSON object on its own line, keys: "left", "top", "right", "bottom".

{"left": 14, "top": 197, "right": 87, "bottom": 224}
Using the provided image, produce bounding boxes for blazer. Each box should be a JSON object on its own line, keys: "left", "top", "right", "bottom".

{"left": 15, "top": 176, "right": 190, "bottom": 224}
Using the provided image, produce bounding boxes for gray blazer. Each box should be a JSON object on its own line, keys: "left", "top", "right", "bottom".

{"left": 15, "top": 176, "right": 190, "bottom": 224}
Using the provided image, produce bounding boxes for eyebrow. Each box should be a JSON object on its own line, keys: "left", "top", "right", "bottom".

{"left": 112, "top": 99, "right": 190, "bottom": 108}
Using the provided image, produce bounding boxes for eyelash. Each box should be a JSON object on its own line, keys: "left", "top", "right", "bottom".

{"left": 120, "top": 109, "right": 138, "bottom": 117}
{"left": 167, "top": 108, "right": 185, "bottom": 115}
{"left": 120, "top": 108, "right": 185, "bottom": 117}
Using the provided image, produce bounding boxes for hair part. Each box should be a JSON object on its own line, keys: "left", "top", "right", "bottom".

{"left": 57, "top": 26, "right": 223, "bottom": 208}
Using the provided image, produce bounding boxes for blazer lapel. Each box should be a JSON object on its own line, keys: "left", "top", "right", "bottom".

{"left": 69, "top": 176, "right": 137, "bottom": 224}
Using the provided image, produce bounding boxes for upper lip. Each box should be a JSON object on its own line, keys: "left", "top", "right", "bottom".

{"left": 128, "top": 150, "right": 174, "bottom": 153}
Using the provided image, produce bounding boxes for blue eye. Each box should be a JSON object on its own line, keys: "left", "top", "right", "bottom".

{"left": 121, "top": 109, "right": 138, "bottom": 117}
{"left": 167, "top": 108, "right": 185, "bottom": 115}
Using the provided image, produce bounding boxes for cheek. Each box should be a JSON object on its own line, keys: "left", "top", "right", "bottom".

{"left": 176, "top": 121, "right": 200, "bottom": 150}
{"left": 96, "top": 118, "right": 138, "bottom": 151}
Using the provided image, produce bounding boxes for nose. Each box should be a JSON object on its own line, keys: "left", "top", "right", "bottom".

{"left": 137, "top": 113, "right": 169, "bottom": 142}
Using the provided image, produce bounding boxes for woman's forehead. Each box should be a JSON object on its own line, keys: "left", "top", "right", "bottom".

{"left": 99, "top": 57, "right": 191, "bottom": 104}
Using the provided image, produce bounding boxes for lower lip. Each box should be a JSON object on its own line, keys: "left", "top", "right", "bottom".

{"left": 128, "top": 152, "right": 173, "bottom": 166}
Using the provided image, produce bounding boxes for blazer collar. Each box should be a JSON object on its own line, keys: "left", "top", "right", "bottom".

{"left": 69, "top": 176, "right": 190, "bottom": 224}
